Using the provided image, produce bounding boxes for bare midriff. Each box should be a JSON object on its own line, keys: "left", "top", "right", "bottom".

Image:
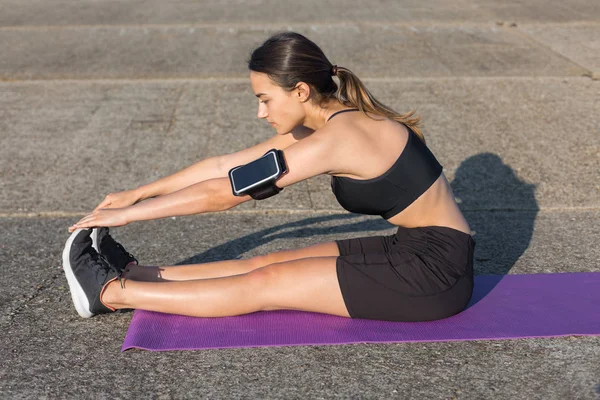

{"left": 385, "top": 174, "right": 471, "bottom": 235}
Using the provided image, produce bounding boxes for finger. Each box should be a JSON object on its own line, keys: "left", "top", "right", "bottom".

{"left": 68, "top": 225, "right": 89, "bottom": 233}
{"left": 70, "top": 220, "right": 96, "bottom": 231}
{"left": 94, "top": 199, "right": 111, "bottom": 212}
{"left": 70, "top": 214, "right": 97, "bottom": 229}
{"left": 74, "top": 215, "right": 94, "bottom": 225}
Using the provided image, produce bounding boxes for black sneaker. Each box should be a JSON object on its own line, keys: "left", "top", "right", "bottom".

{"left": 91, "top": 227, "right": 138, "bottom": 274}
{"left": 62, "top": 229, "right": 122, "bottom": 318}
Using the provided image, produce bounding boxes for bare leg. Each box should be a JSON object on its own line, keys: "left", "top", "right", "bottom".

{"left": 102, "top": 256, "right": 350, "bottom": 318}
{"left": 122, "top": 259, "right": 255, "bottom": 282}
{"left": 124, "top": 241, "right": 340, "bottom": 282}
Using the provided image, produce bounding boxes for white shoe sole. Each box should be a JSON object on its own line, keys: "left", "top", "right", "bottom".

{"left": 90, "top": 228, "right": 99, "bottom": 252}
{"left": 62, "top": 229, "right": 94, "bottom": 318}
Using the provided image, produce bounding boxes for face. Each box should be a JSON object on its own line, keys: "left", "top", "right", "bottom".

{"left": 250, "top": 71, "right": 306, "bottom": 134}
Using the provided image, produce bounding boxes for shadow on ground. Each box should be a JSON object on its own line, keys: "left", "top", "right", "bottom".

{"left": 453, "top": 152, "right": 538, "bottom": 272}
{"left": 452, "top": 152, "right": 538, "bottom": 303}
{"left": 177, "top": 213, "right": 392, "bottom": 264}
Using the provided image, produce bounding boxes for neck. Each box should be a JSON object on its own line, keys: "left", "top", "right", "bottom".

{"left": 302, "top": 100, "right": 351, "bottom": 130}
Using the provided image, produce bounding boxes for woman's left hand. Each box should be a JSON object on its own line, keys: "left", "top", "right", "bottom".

{"left": 68, "top": 208, "right": 130, "bottom": 232}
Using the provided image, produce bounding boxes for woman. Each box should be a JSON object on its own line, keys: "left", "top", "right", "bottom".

{"left": 64, "top": 32, "right": 474, "bottom": 322}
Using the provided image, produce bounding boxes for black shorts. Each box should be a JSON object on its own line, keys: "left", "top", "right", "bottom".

{"left": 335, "top": 225, "right": 475, "bottom": 322}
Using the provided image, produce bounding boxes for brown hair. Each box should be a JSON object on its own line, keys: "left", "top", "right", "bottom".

{"left": 248, "top": 31, "right": 425, "bottom": 142}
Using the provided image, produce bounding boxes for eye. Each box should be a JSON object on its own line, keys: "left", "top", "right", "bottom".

{"left": 260, "top": 100, "right": 269, "bottom": 104}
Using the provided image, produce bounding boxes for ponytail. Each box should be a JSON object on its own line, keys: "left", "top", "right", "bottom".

{"left": 334, "top": 66, "right": 425, "bottom": 143}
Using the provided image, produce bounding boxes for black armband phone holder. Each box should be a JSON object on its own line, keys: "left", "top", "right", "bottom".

{"left": 228, "top": 149, "right": 288, "bottom": 200}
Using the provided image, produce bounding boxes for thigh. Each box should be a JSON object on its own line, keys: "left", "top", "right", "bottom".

{"left": 255, "top": 256, "right": 350, "bottom": 318}
{"left": 254, "top": 241, "right": 340, "bottom": 267}
{"left": 257, "top": 231, "right": 395, "bottom": 268}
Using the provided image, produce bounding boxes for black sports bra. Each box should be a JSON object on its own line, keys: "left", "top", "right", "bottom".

{"left": 328, "top": 109, "right": 443, "bottom": 220}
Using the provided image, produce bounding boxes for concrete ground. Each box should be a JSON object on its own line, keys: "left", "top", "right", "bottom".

{"left": 1, "top": 1, "right": 599, "bottom": 398}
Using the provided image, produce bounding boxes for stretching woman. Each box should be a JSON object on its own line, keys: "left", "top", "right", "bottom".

{"left": 64, "top": 32, "right": 474, "bottom": 322}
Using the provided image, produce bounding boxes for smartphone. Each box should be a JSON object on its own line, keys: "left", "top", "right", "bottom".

{"left": 228, "top": 150, "right": 287, "bottom": 196}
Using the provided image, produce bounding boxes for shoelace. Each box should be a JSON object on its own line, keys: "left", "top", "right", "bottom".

{"left": 114, "top": 241, "right": 137, "bottom": 263}
{"left": 104, "top": 234, "right": 138, "bottom": 264}
{"left": 91, "top": 249, "right": 124, "bottom": 288}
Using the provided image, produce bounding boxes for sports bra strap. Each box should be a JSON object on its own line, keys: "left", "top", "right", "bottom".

{"left": 327, "top": 108, "right": 360, "bottom": 122}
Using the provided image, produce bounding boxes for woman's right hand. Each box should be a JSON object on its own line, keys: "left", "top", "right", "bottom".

{"left": 94, "top": 189, "right": 142, "bottom": 211}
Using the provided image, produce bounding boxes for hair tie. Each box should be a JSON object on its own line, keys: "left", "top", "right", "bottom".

{"left": 331, "top": 65, "right": 338, "bottom": 76}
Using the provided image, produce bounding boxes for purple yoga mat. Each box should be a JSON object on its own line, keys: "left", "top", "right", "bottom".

{"left": 122, "top": 272, "right": 600, "bottom": 351}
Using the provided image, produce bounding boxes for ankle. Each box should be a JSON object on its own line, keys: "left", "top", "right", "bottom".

{"left": 122, "top": 263, "right": 139, "bottom": 280}
{"left": 100, "top": 278, "right": 125, "bottom": 310}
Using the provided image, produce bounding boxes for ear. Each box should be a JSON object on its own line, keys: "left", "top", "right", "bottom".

{"left": 294, "top": 82, "right": 311, "bottom": 103}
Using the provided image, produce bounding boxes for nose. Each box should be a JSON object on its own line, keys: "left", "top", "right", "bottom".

{"left": 257, "top": 103, "right": 268, "bottom": 119}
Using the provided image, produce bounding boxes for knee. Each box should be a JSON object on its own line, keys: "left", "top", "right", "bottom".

{"left": 244, "top": 264, "right": 283, "bottom": 310}
{"left": 245, "top": 263, "right": 279, "bottom": 286}
{"left": 247, "top": 253, "right": 276, "bottom": 270}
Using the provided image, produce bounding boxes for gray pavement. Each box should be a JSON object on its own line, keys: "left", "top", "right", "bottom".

{"left": 1, "top": 1, "right": 599, "bottom": 399}
{"left": 0, "top": 24, "right": 591, "bottom": 79}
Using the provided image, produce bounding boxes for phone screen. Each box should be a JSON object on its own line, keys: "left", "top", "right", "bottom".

{"left": 230, "top": 152, "right": 280, "bottom": 193}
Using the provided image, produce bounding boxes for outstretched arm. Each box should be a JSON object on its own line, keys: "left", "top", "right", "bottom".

{"left": 68, "top": 177, "right": 249, "bottom": 232}
{"left": 133, "top": 157, "right": 223, "bottom": 202}
{"left": 68, "top": 126, "right": 332, "bottom": 232}
{"left": 112, "top": 127, "right": 311, "bottom": 206}
{"left": 127, "top": 177, "right": 249, "bottom": 221}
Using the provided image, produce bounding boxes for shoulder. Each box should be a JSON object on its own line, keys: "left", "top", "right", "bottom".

{"left": 273, "top": 124, "right": 348, "bottom": 188}
{"left": 318, "top": 110, "right": 400, "bottom": 153}
{"left": 318, "top": 112, "right": 411, "bottom": 178}
{"left": 321, "top": 109, "right": 394, "bottom": 142}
